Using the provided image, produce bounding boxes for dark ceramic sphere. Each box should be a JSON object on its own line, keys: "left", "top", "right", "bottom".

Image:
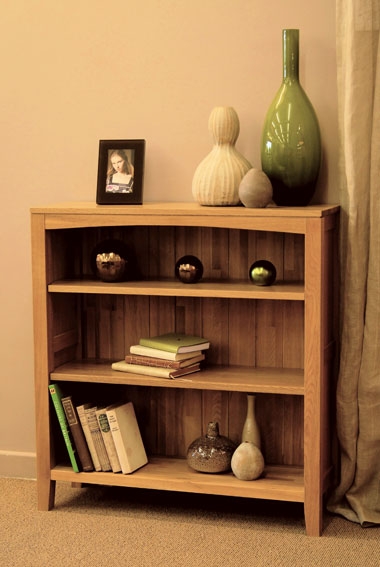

{"left": 175, "top": 255, "right": 203, "bottom": 284}
{"left": 249, "top": 260, "right": 277, "bottom": 286}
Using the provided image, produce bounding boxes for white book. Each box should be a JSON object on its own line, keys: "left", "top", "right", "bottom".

{"left": 95, "top": 408, "right": 122, "bottom": 473}
{"left": 106, "top": 402, "right": 148, "bottom": 474}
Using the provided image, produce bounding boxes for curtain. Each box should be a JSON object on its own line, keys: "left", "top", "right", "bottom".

{"left": 328, "top": 0, "right": 380, "bottom": 525}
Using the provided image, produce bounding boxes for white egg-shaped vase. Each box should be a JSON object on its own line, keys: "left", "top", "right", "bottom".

{"left": 239, "top": 168, "right": 273, "bottom": 208}
{"left": 231, "top": 441, "right": 265, "bottom": 481}
{"left": 192, "top": 106, "right": 252, "bottom": 206}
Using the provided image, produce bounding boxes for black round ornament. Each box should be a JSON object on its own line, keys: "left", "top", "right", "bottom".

{"left": 249, "top": 260, "right": 277, "bottom": 286}
{"left": 90, "top": 239, "right": 138, "bottom": 282}
{"left": 175, "top": 255, "right": 203, "bottom": 284}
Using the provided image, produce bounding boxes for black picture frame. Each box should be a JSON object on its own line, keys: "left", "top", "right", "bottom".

{"left": 96, "top": 139, "right": 145, "bottom": 205}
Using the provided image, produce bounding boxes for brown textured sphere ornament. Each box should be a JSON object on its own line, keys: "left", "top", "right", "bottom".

{"left": 187, "top": 422, "right": 237, "bottom": 473}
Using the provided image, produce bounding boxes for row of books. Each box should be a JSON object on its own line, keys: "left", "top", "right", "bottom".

{"left": 112, "top": 332, "right": 210, "bottom": 379}
{"left": 49, "top": 384, "right": 148, "bottom": 474}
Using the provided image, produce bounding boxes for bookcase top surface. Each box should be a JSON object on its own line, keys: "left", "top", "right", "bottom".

{"left": 30, "top": 201, "right": 339, "bottom": 218}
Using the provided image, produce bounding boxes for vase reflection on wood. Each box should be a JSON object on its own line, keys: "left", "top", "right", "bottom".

{"left": 241, "top": 394, "right": 261, "bottom": 449}
{"left": 261, "top": 29, "right": 321, "bottom": 206}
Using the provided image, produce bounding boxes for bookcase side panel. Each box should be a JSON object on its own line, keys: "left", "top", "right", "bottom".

{"left": 32, "top": 215, "right": 56, "bottom": 509}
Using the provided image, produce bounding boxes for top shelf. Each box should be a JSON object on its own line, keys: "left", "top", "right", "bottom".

{"left": 48, "top": 279, "right": 305, "bottom": 300}
{"left": 31, "top": 202, "right": 339, "bottom": 233}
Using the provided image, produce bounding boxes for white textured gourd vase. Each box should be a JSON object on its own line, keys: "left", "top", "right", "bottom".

{"left": 192, "top": 106, "right": 252, "bottom": 206}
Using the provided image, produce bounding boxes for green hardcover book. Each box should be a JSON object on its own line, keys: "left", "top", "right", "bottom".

{"left": 138, "top": 332, "right": 210, "bottom": 354}
{"left": 48, "top": 384, "right": 80, "bottom": 473}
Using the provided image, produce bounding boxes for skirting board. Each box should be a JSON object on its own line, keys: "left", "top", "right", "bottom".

{"left": 0, "top": 451, "right": 36, "bottom": 479}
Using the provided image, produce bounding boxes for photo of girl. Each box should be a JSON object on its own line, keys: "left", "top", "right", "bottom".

{"left": 106, "top": 149, "right": 135, "bottom": 193}
{"left": 97, "top": 139, "right": 144, "bottom": 204}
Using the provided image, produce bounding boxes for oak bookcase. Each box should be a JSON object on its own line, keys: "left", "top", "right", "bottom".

{"left": 31, "top": 201, "right": 339, "bottom": 536}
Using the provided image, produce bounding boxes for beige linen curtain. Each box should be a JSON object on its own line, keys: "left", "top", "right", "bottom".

{"left": 328, "top": 0, "right": 380, "bottom": 525}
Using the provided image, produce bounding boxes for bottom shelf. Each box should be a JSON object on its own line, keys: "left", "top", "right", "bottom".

{"left": 51, "top": 457, "right": 305, "bottom": 503}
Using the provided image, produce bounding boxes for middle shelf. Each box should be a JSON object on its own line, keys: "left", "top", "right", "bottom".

{"left": 51, "top": 361, "right": 304, "bottom": 395}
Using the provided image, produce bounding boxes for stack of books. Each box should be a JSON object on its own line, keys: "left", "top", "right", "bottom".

{"left": 49, "top": 383, "right": 148, "bottom": 474}
{"left": 111, "top": 332, "right": 210, "bottom": 379}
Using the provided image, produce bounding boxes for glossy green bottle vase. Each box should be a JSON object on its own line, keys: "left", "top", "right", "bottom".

{"left": 261, "top": 29, "right": 321, "bottom": 206}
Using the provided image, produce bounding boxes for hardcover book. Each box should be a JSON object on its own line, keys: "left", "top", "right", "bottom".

{"left": 76, "top": 403, "right": 102, "bottom": 471}
{"left": 138, "top": 332, "right": 210, "bottom": 354}
{"left": 106, "top": 402, "right": 148, "bottom": 474}
{"left": 112, "top": 360, "right": 201, "bottom": 379}
{"left": 48, "top": 384, "right": 80, "bottom": 473}
{"left": 61, "top": 395, "right": 94, "bottom": 472}
{"left": 95, "top": 408, "right": 122, "bottom": 473}
{"left": 124, "top": 352, "right": 205, "bottom": 369}
{"left": 129, "top": 344, "right": 203, "bottom": 361}
{"left": 84, "top": 405, "right": 112, "bottom": 472}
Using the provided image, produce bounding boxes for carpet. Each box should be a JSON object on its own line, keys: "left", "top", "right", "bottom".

{"left": 1, "top": 477, "right": 379, "bottom": 567}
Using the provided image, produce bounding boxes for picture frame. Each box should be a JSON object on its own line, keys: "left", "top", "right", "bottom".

{"left": 96, "top": 139, "right": 145, "bottom": 205}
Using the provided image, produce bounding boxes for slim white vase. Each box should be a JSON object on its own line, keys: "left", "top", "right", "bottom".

{"left": 241, "top": 394, "right": 261, "bottom": 449}
{"left": 192, "top": 106, "right": 252, "bottom": 206}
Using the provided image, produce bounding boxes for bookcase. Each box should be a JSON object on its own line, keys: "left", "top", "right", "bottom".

{"left": 31, "top": 201, "right": 339, "bottom": 536}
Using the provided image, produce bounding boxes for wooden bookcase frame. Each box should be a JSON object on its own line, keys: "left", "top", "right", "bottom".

{"left": 31, "top": 202, "right": 339, "bottom": 536}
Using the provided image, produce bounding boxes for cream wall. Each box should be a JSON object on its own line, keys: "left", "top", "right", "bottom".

{"left": 0, "top": 0, "right": 338, "bottom": 477}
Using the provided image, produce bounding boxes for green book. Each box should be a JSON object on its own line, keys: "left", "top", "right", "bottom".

{"left": 48, "top": 384, "right": 80, "bottom": 473}
{"left": 139, "top": 332, "right": 210, "bottom": 354}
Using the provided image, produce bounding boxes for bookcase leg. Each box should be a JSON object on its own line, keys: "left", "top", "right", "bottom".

{"left": 304, "top": 503, "right": 322, "bottom": 536}
{"left": 37, "top": 479, "right": 56, "bottom": 511}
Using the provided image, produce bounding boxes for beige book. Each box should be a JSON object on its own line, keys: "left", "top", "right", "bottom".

{"left": 95, "top": 408, "right": 122, "bottom": 473}
{"left": 84, "top": 405, "right": 112, "bottom": 472}
{"left": 130, "top": 344, "right": 203, "bottom": 361}
{"left": 112, "top": 360, "right": 200, "bottom": 379}
{"left": 106, "top": 402, "right": 148, "bottom": 474}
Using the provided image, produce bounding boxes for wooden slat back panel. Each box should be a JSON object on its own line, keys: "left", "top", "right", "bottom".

{"left": 49, "top": 224, "right": 306, "bottom": 465}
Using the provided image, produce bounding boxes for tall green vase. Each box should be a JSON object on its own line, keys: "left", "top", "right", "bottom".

{"left": 261, "top": 29, "right": 321, "bottom": 206}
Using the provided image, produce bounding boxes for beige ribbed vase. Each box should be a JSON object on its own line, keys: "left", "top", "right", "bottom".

{"left": 241, "top": 394, "right": 261, "bottom": 449}
{"left": 192, "top": 106, "right": 252, "bottom": 206}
